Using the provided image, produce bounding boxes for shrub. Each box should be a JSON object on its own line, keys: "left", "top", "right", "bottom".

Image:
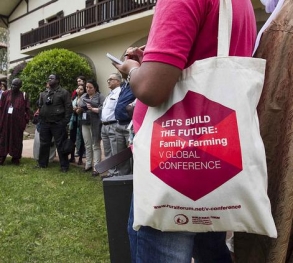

{"left": 20, "top": 48, "right": 94, "bottom": 106}
{"left": 9, "top": 61, "right": 27, "bottom": 86}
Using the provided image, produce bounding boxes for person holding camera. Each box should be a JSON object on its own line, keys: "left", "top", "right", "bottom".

{"left": 36, "top": 74, "right": 73, "bottom": 172}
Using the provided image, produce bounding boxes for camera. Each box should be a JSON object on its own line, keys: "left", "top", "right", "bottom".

{"left": 45, "top": 96, "right": 53, "bottom": 105}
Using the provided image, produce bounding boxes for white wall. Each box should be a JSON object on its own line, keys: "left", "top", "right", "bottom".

{"left": 9, "top": 0, "right": 88, "bottom": 62}
{"left": 9, "top": 1, "right": 28, "bottom": 20}
{"left": 70, "top": 30, "right": 148, "bottom": 96}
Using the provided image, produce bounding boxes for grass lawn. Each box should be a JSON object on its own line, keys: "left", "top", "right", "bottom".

{"left": 0, "top": 157, "right": 110, "bottom": 263}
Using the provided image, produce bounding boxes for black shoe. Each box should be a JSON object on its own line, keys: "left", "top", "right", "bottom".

{"left": 61, "top": 167, "right": 69, "bottom": 173}
{"left": 92, "top": 171, "right": 99, "bottom": 177}
{"left": 77, "top": 158, "right": 83, "bottom": 165}
{"left": 11, "top": 158, "right": 20, "bottom": 165}
{"left": 0, "top": 156, "right": 6, "bottom": 165}
{"left": 83, "top": 166, "right": 92, "bottom": 172}
{"left": 69, "top": 158, "right": 75, "bottom": 163}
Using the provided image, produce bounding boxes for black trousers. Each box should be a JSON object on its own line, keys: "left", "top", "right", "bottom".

{"left": 69, "top": 120, "right": 85, "bottom": 160}
{"left": 39, "top": 122, "right": 69, "bottom": 168}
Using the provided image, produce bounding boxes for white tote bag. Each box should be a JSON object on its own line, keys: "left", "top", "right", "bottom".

{"left": 132, "top": 0, "right": 277, "bottom": 238}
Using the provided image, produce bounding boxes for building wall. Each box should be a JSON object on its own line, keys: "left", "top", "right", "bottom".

{"left": 70, "top": 30, "right": 148, "bottom": 95}
{"left": 9, "top": 0, "right": 88, "bottom": 62}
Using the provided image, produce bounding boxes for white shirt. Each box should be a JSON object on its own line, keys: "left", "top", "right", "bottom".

{"left": 101, "top": 86, "right": 121, "bottom": 122}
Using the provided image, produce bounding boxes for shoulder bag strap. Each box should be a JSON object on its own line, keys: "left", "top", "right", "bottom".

{"left": 217, "top": 0, "right": 233, "bottom": 57}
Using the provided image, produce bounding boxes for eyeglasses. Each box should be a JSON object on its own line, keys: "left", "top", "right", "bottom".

{"left": 107, "top": 78, "right": 119, "bottom": 82}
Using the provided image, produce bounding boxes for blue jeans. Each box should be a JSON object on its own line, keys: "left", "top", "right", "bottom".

{"left": 128, "top": 198, "right": 232, "bottom": 263}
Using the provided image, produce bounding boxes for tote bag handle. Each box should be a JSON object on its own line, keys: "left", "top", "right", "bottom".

{"left": 217, "top": 0, "right": 233, "bottom": 57}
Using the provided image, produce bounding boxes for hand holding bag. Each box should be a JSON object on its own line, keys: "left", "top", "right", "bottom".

{"left": 132, "top": 0, "right": 277, "bottom": 238}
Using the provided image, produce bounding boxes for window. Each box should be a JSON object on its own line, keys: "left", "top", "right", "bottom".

{"left": 46, "top": 11, "right": 64, "bottom": 23}
{"left": 86, "top": 0, "right": 94, "bottom": 7}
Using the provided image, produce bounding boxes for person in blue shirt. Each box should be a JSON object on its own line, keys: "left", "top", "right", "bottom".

{"left": 113, "top": 80, "right": 135, "bottom": 175}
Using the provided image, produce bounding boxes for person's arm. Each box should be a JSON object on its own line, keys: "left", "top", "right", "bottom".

{"left": 87, "top": 93, "right": 105, "bottom": 113}
{"left": 115, "top": 60, "right": 181, "bottom": 107}
{"left": 131, "top": 62, "right": 181, "bottom": 107}
{"left": 38, "top": 93, "right": 43, "bottom": 108}
{"left": 63, "top": 90, "right": 73, "bottom": 124}
{"left": 114, "top": 0, "right": 200, "bottom": 107}
{"left": 87, "top": 106, "right": 101, "bottom": 114}
{"left": 25, "top": 94, "right": 30, "bottom": 124}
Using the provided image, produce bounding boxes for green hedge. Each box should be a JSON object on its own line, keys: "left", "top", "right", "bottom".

{"left": 20, "top": 48, "right": 94, "bottom": 106}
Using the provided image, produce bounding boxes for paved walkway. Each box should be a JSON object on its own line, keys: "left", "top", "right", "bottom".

{"left": 22, "top": 139, "right": 34, "bottom": 158}
{"left": 22, "top": 138, "right": 106, "bottom": 162}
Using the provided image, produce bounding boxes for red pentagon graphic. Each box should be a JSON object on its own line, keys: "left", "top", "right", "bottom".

{"left": 151, "top": 91, "right": 242, "bottom": 201}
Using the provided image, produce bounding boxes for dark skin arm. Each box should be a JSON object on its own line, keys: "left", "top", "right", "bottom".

{"left": 114, "top": 47, "right": 182, "bottom": 107}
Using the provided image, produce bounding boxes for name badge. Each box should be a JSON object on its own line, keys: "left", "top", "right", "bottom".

{"left": 8, "top": 106, "right": 13, "bottom": 114}
{"left": 82, "top": 112, "right": 87, "bottom": 120}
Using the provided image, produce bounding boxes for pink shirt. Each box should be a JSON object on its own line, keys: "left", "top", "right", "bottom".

{"left": 133, "top": 0, "right": 257, "bottom": 133}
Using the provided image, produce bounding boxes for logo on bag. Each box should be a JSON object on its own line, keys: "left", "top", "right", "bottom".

{"left": 151, "top": 91, "right": 242, "bottom": 201}
{"left": 174, "top": 214, "right": 189, "bottom": 225}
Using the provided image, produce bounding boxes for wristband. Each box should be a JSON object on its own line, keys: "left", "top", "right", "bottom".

{"left": 127, "top": 67, "right": 139, "bottom": 82}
